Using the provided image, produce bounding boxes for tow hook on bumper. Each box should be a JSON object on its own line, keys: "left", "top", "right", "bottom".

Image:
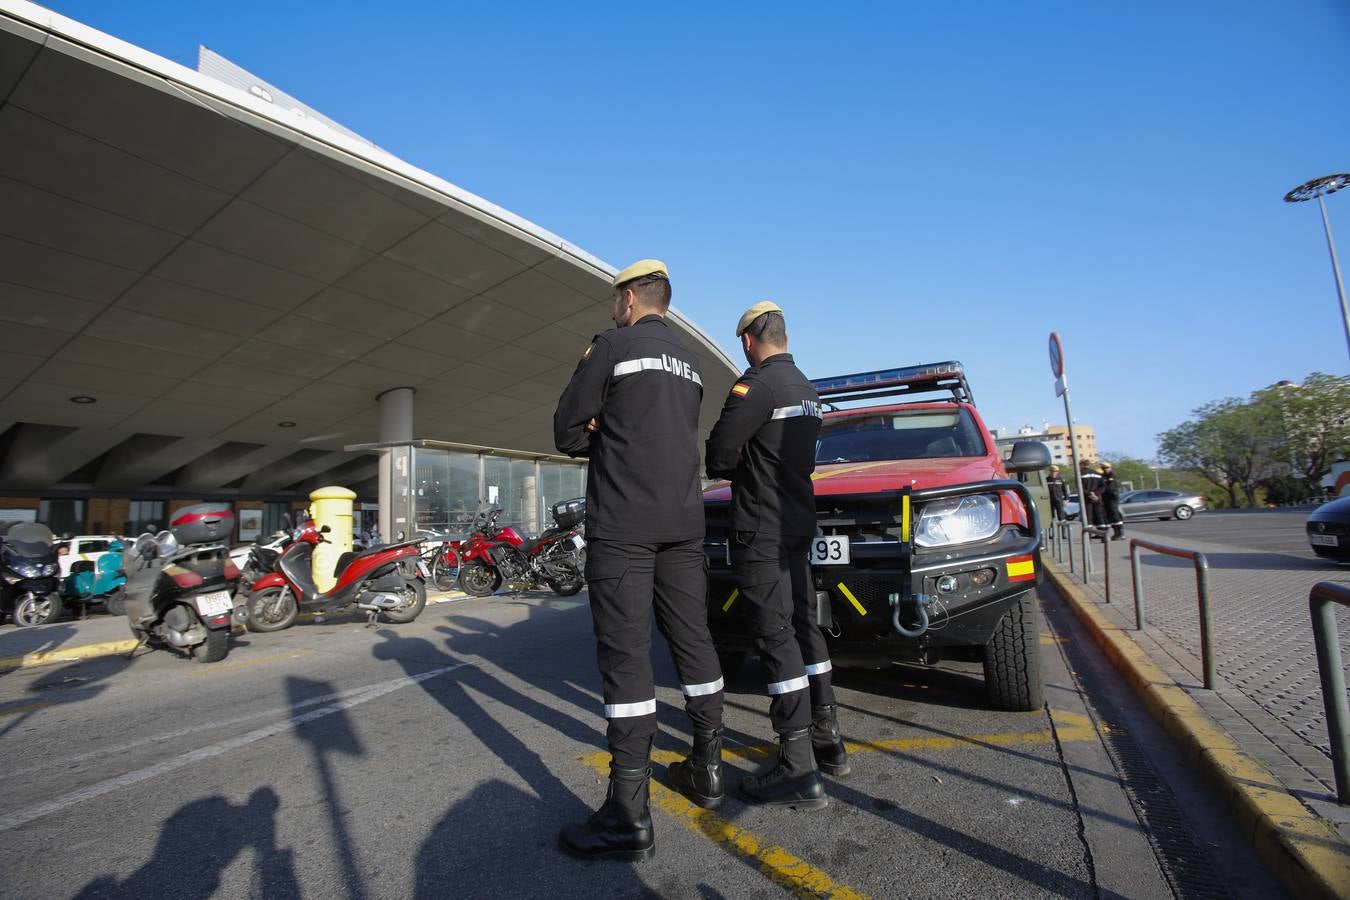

{"left": 892, "top": 592, "right": 932, "bottom": 638}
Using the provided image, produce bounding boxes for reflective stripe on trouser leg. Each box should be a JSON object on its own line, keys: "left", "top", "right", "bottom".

{"left": 733, "top": 532, "right": 810, "bottom": 732}
{"left": 652, "top": 537, "right": 725, "bottom": 732}
{"left": 788, "top": 535, "right": 837, "bottom": 708}
{"left": 587, "top": 538, "right": 660, "bottom": 770}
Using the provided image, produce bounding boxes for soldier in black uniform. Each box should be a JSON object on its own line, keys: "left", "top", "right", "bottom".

{"left": 553, "top": 259, "right": 725, "bottom": 862}
{"left": 1100, "top": 462, "right": 1125, "bottom": 540}
{"left": 1079, "top": 458, "right": 1107, "bottom": 537}
{"left": 1047, "top": 465, "right": 1067, "bottom": 522}
{"left": 704, "top": 301, "right": 841, "bottom": 810}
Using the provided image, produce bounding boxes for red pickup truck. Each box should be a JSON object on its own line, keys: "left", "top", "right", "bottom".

{"left": 702, "top": 362, "right": 1052, "bottom": 710}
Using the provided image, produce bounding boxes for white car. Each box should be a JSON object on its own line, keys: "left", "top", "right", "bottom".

{"left": 57, "top": 534, "right": 124, "bottom": 578}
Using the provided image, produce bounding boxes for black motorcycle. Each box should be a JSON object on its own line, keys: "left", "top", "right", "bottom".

{"left": 1, "top": 522, "right": 63, "bottom": 627}
{"left": 125, "top": 504, "right": 243, "bottom": 664}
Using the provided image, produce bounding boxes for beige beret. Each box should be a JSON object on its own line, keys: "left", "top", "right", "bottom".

{"left": 736, "top": 300, "right": 784, "bottom": 337}
{"left": 612, "top": 258, "right": 669, "bottom": 288}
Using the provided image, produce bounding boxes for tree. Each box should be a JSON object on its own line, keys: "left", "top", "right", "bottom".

{"left": 1251, "top": 373, "right": 1350, "bottom": 494}
{"left": 1157, "top": 399, "right": 1271, "bottom": 508}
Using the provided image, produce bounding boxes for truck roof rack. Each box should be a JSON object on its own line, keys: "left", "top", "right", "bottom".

{"left": 810, "top": 361, "right": 973, "bottom": 406}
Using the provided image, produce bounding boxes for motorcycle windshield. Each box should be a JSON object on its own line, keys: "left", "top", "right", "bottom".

{"left": 3, "top": 522, "right": 54, "bottom": 558}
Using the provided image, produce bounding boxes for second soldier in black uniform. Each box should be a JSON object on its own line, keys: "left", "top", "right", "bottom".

{"left": 553, "top": 259, "right": 726, "bottom": 862}
{"left": 705, "top": 301, "right": 846, "bottom": 809}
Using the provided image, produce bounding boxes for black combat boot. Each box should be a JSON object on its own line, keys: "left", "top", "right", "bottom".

{"left": 811, "top": 705, "right": 850, "bottom": 777}
{"left": 558, "top": 766, "right": 655, "bottom": 862}
{"left": 666, "top": 728, "right": 724, "bottom": 809}
{"left": 737, "top": 727, "right": 827, "bottom": 809}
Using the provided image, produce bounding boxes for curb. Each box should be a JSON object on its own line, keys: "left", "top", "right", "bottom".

{"left": 1043, "top": 559, "right": 1350, "bottom": 899}
{"left": 0, "top": 638, "right": 138, "bottom": 671}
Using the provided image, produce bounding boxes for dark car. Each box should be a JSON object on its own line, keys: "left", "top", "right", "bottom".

{"left": 1118, "top": 489, "right": 1207, "bottom": 521}
{"left": 1307, "top": 496, "right": 1350, "bottom": 563}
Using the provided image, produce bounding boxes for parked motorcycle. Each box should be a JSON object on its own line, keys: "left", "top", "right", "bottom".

{"left": 60, "top": 538, "right": 127, "bottom": 617}
{"left": 124, "top": 504, "right": 243, "bottom": 664}
{"left": 245, "top": 516, "right": 428, "bottom": 632}
{"left": 232, "top": 527, "right": 292, "bottom": 591}
{"left": 455, "top": 499, "right": 586, "bottom": 598}
{"left": 1, "top": 522, "right": 62, "bottom": 627}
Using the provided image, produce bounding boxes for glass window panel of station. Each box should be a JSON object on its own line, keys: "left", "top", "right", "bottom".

{"left": 415, "top": 449, "right": 481, "bottom": 534}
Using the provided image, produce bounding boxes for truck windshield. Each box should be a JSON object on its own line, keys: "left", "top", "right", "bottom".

{"left": 815, "top": 409, "right": 987, "bottom": 463}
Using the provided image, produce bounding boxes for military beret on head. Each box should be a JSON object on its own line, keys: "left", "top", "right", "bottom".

{"left": 613, "top": 259, "right": 669, "bottom": 288}
{"left": 736, "top": 300, "right": 784, "bottom": 337}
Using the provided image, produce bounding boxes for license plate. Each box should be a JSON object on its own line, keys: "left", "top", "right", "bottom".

{"left": 571, "top": 534, "right": 586, "bottom": 550}
{"left": 195, "top": 591, "right": 233, "bottom": 617}
{"left": 1311, "top": 534, "right": 1339, "bottom": 547}
{"left": 809, "top": 536, "right": 850, "bottom": 565}
{"left": 417, "top": 561, "right": 431, "bottom": 577}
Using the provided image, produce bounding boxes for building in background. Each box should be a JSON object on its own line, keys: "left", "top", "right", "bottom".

{"left": 993, "top": 423, "right": 1097, "bottom": 467}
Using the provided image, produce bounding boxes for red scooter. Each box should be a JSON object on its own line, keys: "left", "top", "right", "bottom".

{"left": 455, "top": 500, "right": 586, "bottom": 597}
{"left": 245, "top": 517, "right": 428, "bottom": 632}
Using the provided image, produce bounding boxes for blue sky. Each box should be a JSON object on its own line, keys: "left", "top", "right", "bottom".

{"left": 40, "top": 0, "right": 1350, "bottom": 459}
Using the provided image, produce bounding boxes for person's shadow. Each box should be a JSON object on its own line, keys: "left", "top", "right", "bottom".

{"left": 370, "top": 628, "right": 651, "bottom": 897}
{"left": 73, "top": 787, "right": 299, "bottom": 899}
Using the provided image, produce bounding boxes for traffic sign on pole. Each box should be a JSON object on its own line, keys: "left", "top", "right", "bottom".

{"left": 1049, "top": 332, "right": 1064, "bottom": 379}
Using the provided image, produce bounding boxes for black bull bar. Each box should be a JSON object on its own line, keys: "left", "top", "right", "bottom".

{"left": 703, "top": 479, "right": 1044, "bottom": 647}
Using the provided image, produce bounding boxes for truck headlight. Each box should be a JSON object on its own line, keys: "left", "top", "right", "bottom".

{"left": 914, "top": 495, "right": 1000, "bottom": 548}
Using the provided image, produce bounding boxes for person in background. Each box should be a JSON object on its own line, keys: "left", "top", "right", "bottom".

{"left": 1046, "top": 465, "right": 1067, "bottom": 522}
{"left": 1100, "top": 462, "right": 1125, "bottom": 541}
{"left": 1078, "top": 459, "right": 1107, "bottom": 538}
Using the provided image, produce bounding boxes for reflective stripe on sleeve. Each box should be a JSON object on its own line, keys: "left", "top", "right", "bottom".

{"left": 804, "top": 660, "right": 833, "bottom": 677}
{"left": 682, "top": 676, "right": 724, "bottom": 697}
{"left": 612, "top": 358, "right": 665, "bottom": 378}
{"left": 769, "top": 402, "right": 823, "bottom": 420}
{"left": 766, "top": 675, "right": 809, "bottom": 695}
{"left": 604, "top": 698, "right": 657, "bottom": 719}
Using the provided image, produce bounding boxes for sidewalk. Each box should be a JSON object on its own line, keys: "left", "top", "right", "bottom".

{"left": 1045, "top": 522, "right": 1350, "bottom": 840}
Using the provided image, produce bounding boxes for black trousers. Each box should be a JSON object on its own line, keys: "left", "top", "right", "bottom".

{"left": 1103, "top": 496, "right": 1124, "bottom": 529}
{"left": 1084, "top": 497, "right": 1107, "bottom": 529}
{"left": 585, "top": 538, "right": 724, "bottom": 771}
{"left": 733, "top": 532, "right": 835, "bottom": 733}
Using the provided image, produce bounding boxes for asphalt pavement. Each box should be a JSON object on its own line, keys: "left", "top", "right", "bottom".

{"left": 0, "top": 585, "right": 1289, "bottom": 899}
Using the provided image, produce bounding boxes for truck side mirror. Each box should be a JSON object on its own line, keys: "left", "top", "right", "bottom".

{"left": 1006, "top": 440, "right": 1052, "bottom": 473}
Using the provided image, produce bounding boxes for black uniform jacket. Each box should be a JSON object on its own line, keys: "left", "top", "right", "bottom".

{"left": 553, "top": 314, "right": 705, "bottom": 543}
{"left": 1080, "top": 469, "right": 1105, "bottom": 502}
{"left": 1101, "top": 473, "right": 1121, "bottom": 501}
{"left": 705, "top": 353, "right": 821, "bottom": 538}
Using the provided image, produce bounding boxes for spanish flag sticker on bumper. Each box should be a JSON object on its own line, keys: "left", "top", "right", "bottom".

{"left": 1006, "top": 554, "right": 1036, "bottom": 582}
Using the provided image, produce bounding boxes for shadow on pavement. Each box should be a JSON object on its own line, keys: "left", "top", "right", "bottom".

{"left": 370, "top": 627, "right": 653, "bottom": 897}
{"left": 286, "top": 676, "right": 369, "bottom": 900}
{"left": 0, "top": 655, "right": 124, "bottom": 740}
{"left": 1138, "top": 551, "right": 1332, "bottom": 572}
{"left": 72, "top": 787, "right": 299, "bottom": 899}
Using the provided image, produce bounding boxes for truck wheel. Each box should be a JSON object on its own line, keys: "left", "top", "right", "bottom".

{"left": 982, "top": 592, "right": 1043, "bottom": 711}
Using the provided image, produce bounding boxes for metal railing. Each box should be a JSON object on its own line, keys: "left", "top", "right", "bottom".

{"left": 1309, "top": 581, "right": 1350, "bottom": 804}
{"left": 1129, "top": 538, "right": 1215, "bottom": 690}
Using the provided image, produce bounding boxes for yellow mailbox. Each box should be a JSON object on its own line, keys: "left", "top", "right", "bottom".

{"left": 309, "top": 485, "right": 356, "bottom": 593}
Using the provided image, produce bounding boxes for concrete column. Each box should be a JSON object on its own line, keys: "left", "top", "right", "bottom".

{"left": 376, "top": 387, "right": 416, "bottom": 543}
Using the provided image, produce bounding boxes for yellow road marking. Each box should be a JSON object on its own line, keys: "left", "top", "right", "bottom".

{"left": 837, "top": 582, "right": 867, "bottom": 616}
{"left": 580, "top": 750, "right": 868, "bottom": 899}
{"left": 191, "top": 648, "right": 315, "bottom": 676}
{"left": 721, "top": 589, "right": 740, "bottom": 613}
{"left": 577, "top": 711, "right": 1098, "bottom": 897}
{"left": 1039, "top": 633, "right": 1068, "bottom": 645}
{"left": 0, "top": 639, "right": 138, "bottom": 671}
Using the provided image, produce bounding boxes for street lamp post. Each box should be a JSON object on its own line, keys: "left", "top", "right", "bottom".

{"left": 1284, "top": 174, "right": 1350, "bottom": 362}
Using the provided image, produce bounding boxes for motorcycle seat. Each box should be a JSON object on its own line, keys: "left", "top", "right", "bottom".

{"left": 70, "top": 560, "right": 95, "bottom": 575}
{"left": 332, "top": 546, "right": 394, "bottom": 578}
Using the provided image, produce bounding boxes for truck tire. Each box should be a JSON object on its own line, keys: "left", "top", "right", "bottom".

{"left": 982, "top": 591, "right": 1043, "bottom": 711}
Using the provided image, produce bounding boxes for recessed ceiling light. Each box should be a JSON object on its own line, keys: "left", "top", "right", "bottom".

{"left": 278, "top": 421, "right": 297, "bottom": 428}
{"left": 70, "top": 396, "right": 96, "bottom": 404}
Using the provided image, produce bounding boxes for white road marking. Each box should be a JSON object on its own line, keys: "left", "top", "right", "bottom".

{"left": 0, "top": 663, "right": 468, "bottom": 833}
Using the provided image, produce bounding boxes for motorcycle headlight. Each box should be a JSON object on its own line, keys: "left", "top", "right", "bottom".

{"left": 41, "top": 563, "right": 57, "bottom": 576}
{"left": 10, "top": 559, "right": 42, "bottom": 579}
{"left": 914, "top": 494, "right": 1001, "bottom": 548}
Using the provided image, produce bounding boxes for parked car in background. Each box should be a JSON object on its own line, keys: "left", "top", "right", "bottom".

{"left": 1062, "top": 494, "right": 1080, "bottom": 520}
{"left": 1306, "top": 496, "right": 1350, "bottom": 563}
{"left": 1118, "top": 490, "right": 1206, "bottom": 521}
{"left": 57, "top": 535, "right": 124, "bottom": 578}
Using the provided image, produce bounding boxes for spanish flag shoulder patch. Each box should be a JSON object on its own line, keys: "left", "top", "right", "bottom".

{"left": 731, "top": 382, "right": 751, "bottom": 397}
